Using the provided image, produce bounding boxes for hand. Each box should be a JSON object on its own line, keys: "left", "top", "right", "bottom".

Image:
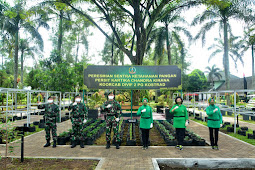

{"left": 83, "top": 119, "right": 87, "bottom": 123}
{"left": 106, "top": 104, "right": 112, "bottom": 108}
{"left": 174, "top": 106, "right": 179, "bottom": 110}
{"left": 185, "top": 120, "right": 189, "bottom": 126}
{"left": 115, "top": 118, "right": 120, "bottom": 122}
{"left": 220, "top": 124, "right": 223, "bottom": 128}
{"left": 150, "top": 123, "right": 153, "bottom": 128}
{"left": 73, "top": 102, "right": 77, "bottom": 106}
{"left": 141, "top": 109, "right": 146, "bottom": 112}
{"left": 213, "top": 108, "right": 218, "bottom": 113}
{"left": 98, "top": 112, "right": 101, "bottom": 117}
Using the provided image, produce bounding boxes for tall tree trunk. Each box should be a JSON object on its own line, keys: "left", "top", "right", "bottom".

{"left": 14, "top": 29, "right": 19, "bottom": 88}
{"left": 111, "top": 35, "right": 114, "bottom": 65}
{"left": 76, "top": 35, "right": 79, "bottom": 64}
{"left": 252, "top": 44, "right": 254, "bottom": 89}
{"left": 57, "top": 10, "right": 63, "bottom": 60}
{"left": 2, "top": 54, "right": 3, "bottom": 69}
{"left": 165, "top": 23, "right": 172, "bottom": 65}
{"left": 21, "top": 49, "right": 24, "bottom": 88}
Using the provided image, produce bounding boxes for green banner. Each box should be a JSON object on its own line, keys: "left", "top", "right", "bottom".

{"left": 84, "top": 65, "right": 181, "bottom": 89}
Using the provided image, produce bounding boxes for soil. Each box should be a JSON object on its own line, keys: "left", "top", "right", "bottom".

{"left": 0, "top": 158, "right": 99, "bottom": 170}
{"left": 159, "top": 164, "right": 255, "bottom": 170}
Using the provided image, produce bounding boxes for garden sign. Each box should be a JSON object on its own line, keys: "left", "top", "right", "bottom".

{"left": 84, "top": 65, "right": 181, "bottom": 90}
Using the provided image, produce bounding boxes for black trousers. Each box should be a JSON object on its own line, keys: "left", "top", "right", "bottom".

{"left": 175, "top": 128, "right": 185, "bottom": 145}
{"left": 141, "top": 128, "right": 150, "bottom": 147}
{"left": 209, "top": 127, "right": 219, "bottom": 146}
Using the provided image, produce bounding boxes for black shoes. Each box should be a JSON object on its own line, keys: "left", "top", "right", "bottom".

{"left": 44, "top": 139, "right": 50, "bottom": 147}
{"left": 106, "top": 142, "right": 111, "bottom": 149}
{"left": 71, "top": 140, "right": 77, "bottom": 148}
{"left": 80, "top": 141, "right": 84, "bottom": 148}
{"left": 116, "top": 142, "right": 120, "bottom": 149}
{"left": 52, "top": 140, "right": 57, "bottom": 148}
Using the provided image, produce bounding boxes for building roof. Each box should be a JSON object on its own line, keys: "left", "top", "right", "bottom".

{"left": 216, "top": 76, "right": 253, "bottom": 91}
{"left": 207, "top": 71, "right": 239, "bottom": 82}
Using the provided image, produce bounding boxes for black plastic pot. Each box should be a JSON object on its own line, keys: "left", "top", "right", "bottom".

{"left": 156, "top": 106, "right": 164, "bottom": 113}
{"left": 238, "top": 130, "right": 246, "bottom": 136}
{"left": 88, "top": 109, "right": 98, "bottom": 119}
{"left": 22, "top": 116, "right": 27, "bottom": 119}
{"left": 28, "top": 126, "right": 36, "bottom": 132}
{"left": 16, "top": 117, "right": 21, "bottom": 120}
{"left": 227, "top": 127, "right": 234, "bottom": 132}
{"left": 241, "top": 127, "right": 248, "bottom": 131}
{"left": 220, "top": 110, "right": 226, "bottom": 116}
{"left": 0, "top": 138, "right": 2, "bottom": 144}
{"left": 253, "top": 130, "right": 255, "bottom": 136}
{"left": 232, "top": 124, "right": 239, "bottom": 128}
{"left": 33, "top": 121, "right": 39, "bottom": 125}
{"left": 40, "top": 119, "right": 45, "bottom": 123}
{"left": 243, "top": 115, "right": 250, "bottom": 120}
{"left": 86, "top": 137, "right": 95, "bottom": 145}
{"left": 224, "top": 122, "right": 231, "bottom": 125}
{"left": 126, "top": 140, "right": 136, "bottom": 146}
{"left": 248, "top": 134, "right": 255, "bottom": 139}
{"left": 24, "top": 123, "right": 30, "bottom": 127}
{"left": 39, "top": 123, "right": 45, "bottom": 128}
{"left": 57, "top": 136, "right": 66, "bottom": 145}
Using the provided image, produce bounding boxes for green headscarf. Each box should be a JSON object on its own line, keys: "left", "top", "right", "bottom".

{"left": 142, "top": 98, "right": 148, "bottom": 105}
{"left": 208, "top": 97, "right": 216, "bottom": 109}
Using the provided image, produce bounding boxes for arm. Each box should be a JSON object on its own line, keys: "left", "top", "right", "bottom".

{"left": 68, "top": 103, "right": 72, "bottom": 111}
{"left": 170, "top": 105, "right": 175, "bottom": 113}
{"left": 206, "top": 107, "right": 214, "bottom": 116}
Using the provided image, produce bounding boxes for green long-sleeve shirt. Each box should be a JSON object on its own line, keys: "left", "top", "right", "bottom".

{"left": 137, "top": 105, "right": 153, "bottom": 129}
{"left": 170, "top": 104, "right": 188, "bottom": 128}
{"left": 206, "top": 105, "right": 223, "bottom": 128}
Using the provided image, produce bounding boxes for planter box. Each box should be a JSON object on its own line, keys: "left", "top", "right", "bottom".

{"left": 57, "top": 137, "right": 66, "bottom": 145}
{"left": 126, "top": 140, "right": 136, "bottom": 146}
{"left": 165, "top": 139, "right": 177, "bottom": 146}
{"left": 251, "top": 116, "right": 255, "bottom": 121}
{"left": 33, "top": 121, "right": 39, "bottom": 125}
{"left": 183, "top": 139, "right": 193, "bottom": 146}
{"left": 38, "top": 123, "right": 45, "bottom": 128}
{"left": 86, "top": 137, "right": 95, "bottom": 145}
{"left": 243, "top": 115, "right": 250, "bottom": 120}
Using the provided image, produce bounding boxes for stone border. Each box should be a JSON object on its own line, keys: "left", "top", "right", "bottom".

{"left": 152, "top": 158, "right": 255, "bottom": 169}
{"left": 6, "top": 156, "right": 104, "bottom": 170}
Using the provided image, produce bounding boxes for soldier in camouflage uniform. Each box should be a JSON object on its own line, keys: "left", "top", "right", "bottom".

{"left": 68, "top": 94, "right": 88, "bottom": 148}
{"left": 101, "top": 92, "right": 121, "bottom": 149}
{"left": 38, "top": 96, "right": 59, "bottom": 148}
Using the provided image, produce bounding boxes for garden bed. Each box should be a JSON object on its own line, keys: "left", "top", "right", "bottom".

{"left": 0, "top": 158, "right": 99, "bottom": 170}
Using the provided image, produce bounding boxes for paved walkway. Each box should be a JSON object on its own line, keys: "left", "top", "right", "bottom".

{"left": 1, "top": 115, "right": 255, "bottom": 169}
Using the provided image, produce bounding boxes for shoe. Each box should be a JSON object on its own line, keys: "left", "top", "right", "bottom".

{"left": 175, "top": 145, "right": 180, "bottom": 149}
{"left": 71, "top": 140, "right": 77, "bottom": 148}
{"left": 80, "top": 141, "right": 84, "bottom": 148}
{"left": 179, "top": 145, "right": 183, "bottom": 150}
{"left": 214, "top": 146, "right": 219, "bottom": 150}
{"left": 116, "top": 142, "right": 120, "bottom": 149}
{"left": 142, "top": 146, "right": 146, "bottom": 150}
{"left": 145, "top": 146, "right": 148, "bottom": 149}
{"left": 52, "top": 140, "right": 56, "bottom": 148}
{"left": 44, "top": 139, "right": 50, "bottom": 147}
{"left": 212, "top": 146, "right": 215, "bottom": 149}
{"left": 106, "top": 142, "right": 110, "bottom": 149}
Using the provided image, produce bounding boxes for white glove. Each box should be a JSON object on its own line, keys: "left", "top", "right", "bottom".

{"left": 174, "top": 106, "right": 179, "bottom": 110}
{"left": 213, "top": 108, "right": 218, "bottom": 113}
{"left": 150, "top": 123, "right": 153, "bottom": 128}
{"left": 73, "top": 102, "right": 77, "bottom": 106}
{"left": 115, "top": 118, "right": 120, "bottom": 122}
{"left": 83, "top": 119, "right": 87, "bottom": 123}
{"left": 220, "top": 124, "right": 223, "bottom": 127}
{"left": 106, "top": 104, "right": 112, "bottom": 108}
{"left": 185, "top": 120, "right": 189, "bottom": 126}
{"left": 141, "top": 109, "right": 146, "bottom": 112}
{"left": 98, "top": 112, "right": 101, "bottom": 116}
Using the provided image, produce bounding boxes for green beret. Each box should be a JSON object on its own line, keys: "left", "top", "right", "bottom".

{"left": 48, "top": 96, "right": 53, "bottom": 100}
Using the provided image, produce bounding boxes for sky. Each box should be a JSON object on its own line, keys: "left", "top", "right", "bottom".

{"left": 2, "top": 0, "right": 253, "bottom": 78}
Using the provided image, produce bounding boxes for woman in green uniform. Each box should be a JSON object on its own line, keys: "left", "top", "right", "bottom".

{"left": 206, "top": 98, "right": 223, "bottom": 150}
{"left": 137, "top": 98, "right": 153, "bottom": 150}
{"left": 170, "top": 97, "right": 189, "bottom": 150}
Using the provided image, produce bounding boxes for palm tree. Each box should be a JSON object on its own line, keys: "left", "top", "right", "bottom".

{"left": 147, "top": 12, "right": 192, "bottom": 67}
{"left": 208, "top": 36, "right": 245, "bottom": 70}
{"left": 242, "top": 24, "right": 255, "bottom": 88}
{"left": 192, "top": 0, "right": 255, "bottom": 90}
{"left": 205, "top": 64, "right": 222, "bottom": 87}
{"left": 0, "top": 0, "right": 49, "bottom": 88}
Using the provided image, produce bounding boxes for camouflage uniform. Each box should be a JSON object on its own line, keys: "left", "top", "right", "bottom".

{"left": 40, "top": 104, "right": 59, "bottom": 141}
{"left": 101, "top": 100, "right": 121, "bottom": 143}
{"left": 68, "top": 102, "right": 88, "bottom": 142}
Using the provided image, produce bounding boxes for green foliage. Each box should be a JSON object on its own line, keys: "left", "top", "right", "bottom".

{"left": 186, "top": 69, "right": 208, "bottom": 92}
{"left": 157, "top": 95, "right": 166, "bottom": 106}
{"left": 0, "top": 70, "right": 13, "bottom": 87}
{"left": 230, "top": 93, "right": 239, "bottom": 104}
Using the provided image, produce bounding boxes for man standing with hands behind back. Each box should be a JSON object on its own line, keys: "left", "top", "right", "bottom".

{"left": 101, "top": 91, "right": 122, "bottom": 149}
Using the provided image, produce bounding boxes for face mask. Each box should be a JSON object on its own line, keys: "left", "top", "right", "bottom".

{"left": 108, "top": 96, "right": 114, "bottom": 100}
{"left": 75, "top": 98, "right": 81, "bottom": 102}
{"left": 177, "top": 101, "right": 181, "bottom": 104}
{"left": 210, "top": 101, "right": 215, "bottom": 105}
{"left": 48, "top": 100, "right": 53, "bottom": 103}
{"left": 143, "top": 102, "right": 147, "bottom": 105}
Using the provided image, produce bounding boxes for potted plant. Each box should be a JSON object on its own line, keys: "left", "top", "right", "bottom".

{"left": 156, "top": 95, "right": 165, "bottom": 113}
{"left": 57, "top": 131, "right": 68, "bottom": 145}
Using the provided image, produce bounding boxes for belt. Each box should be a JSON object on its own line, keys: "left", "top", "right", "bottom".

{"left": 208, "top": 119, "right": 220, "bottom": 121}
{"left": 174, "top": 116, "right": 185, "bottom": 117}
{"left": 106, "top": 114, "right": 116, "bottom": 116}
{"left": 141, "top": 117, "right": 151, "bottom": 119}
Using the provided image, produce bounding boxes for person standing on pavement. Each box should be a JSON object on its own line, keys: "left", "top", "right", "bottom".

{"left": 68, "top": 94, "right": 88, "bottom": 148}
{"left": 137, "top": 98, "right": 153, "bottom": 150}
{"left": 101, "top": 91, "right": 122, "bottom": 149}
{"left": 206, "top": 98, "right": 223, "bottom": 150}
{"left": 38, "top": 96, "right": 59, "bottom": 148}
{"left": 170, "top": 96, "right": 189, "bottom": 150}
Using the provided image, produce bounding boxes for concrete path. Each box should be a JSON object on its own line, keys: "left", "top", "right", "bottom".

{"left": 1, "top": 116, "right": 255, "bottom": 170}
